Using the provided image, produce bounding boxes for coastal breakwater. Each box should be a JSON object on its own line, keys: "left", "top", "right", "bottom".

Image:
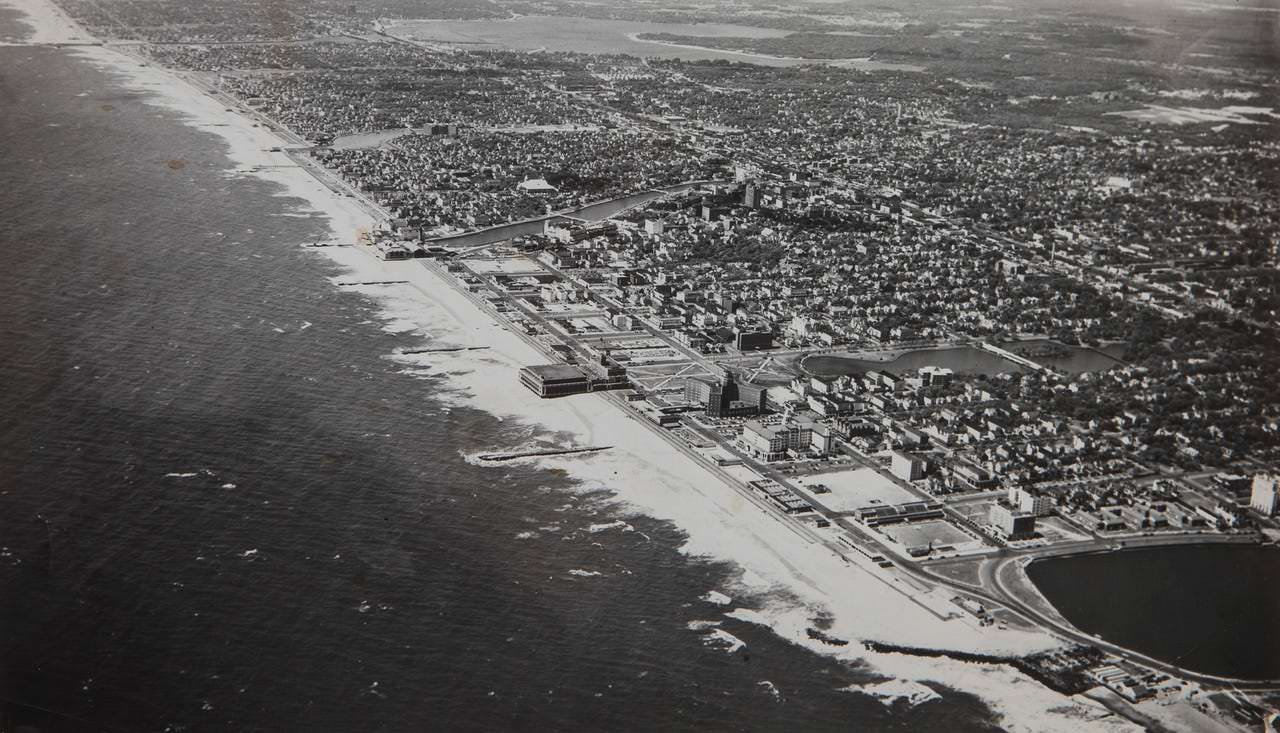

{"left": 476, "top": 446, "right": 613, "bottom": 463}
{"left": 397, "top": 346, "right": 491, "bottom": 355}
{"left": 862, "top": 641, "right": 1104, "bottom": 697}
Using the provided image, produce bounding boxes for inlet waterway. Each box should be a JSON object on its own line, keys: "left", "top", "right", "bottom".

{"left": 389, "top": 16, "right": 921, "bottom": 69}
{"left": 1026, "top": 545, "right": 1280, "bottom": 681}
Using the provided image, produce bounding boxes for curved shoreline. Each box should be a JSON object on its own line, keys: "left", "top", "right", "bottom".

{"left": 997, "top": 539, "right": 1280, "bottom": 689}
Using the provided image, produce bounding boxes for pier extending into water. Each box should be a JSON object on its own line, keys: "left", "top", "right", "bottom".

{"left": 398, "top": 346, "right": 491, "bottom": 355}
{"left": 477, "top": 446, "right": 612, "bottom": 462}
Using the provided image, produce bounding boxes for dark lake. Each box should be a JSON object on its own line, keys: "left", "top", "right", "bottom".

{"left": 804, "top": 341, "right": 1126, "bottom": 378}
{"left": 805, "top": 346, "right": 1022, "bottom": 377}
{"left": 1026, "top": 545, "right": 1280, "bottom": 681}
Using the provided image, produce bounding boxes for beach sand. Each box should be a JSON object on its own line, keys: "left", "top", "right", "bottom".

{"left": 0, "top": 2, "right": 1224, "bottom": 729}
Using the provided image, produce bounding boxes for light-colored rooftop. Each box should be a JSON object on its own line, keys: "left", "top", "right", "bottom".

{"left": 521, "top": 364, "right": 586, "bottom": 382}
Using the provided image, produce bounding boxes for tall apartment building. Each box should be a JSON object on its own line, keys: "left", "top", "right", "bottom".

{"left": 1007, "top": 486, "right": 1055, "bottom": 517}
{"left": 1250, "top": 474, "right": 1279, "bottom": 516}
{"left": 890, "top": 451, "right": 927, "bottom": 481}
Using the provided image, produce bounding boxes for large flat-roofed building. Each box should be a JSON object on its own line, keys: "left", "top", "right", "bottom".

{"left": 740, "top": 418, "right": 832, "bottom": 461}
{"left": 1008, "top": 486, "right": 1055, "bottom": 517}
{"left": 520, "top": 364, "right": 592, "bottom": 398}
{"left": 741, "top": 421, "right": 798, "bottom": 461}
{"left": 855, "top": 501, "right": 945, "bottom": 527}
{"left": 582, "top": 352, "right": 629, "bottom": 391}
{"left": 890, "top": 450, "right": 927, "bottom": 481}
{"left": 685, "top": 371, "right": 767, "bottom": 418}
{"left": 990, "top": 503, "right": 1036, "bottom": 539}
{"left": 685, "top": 376, "right": 724, "bottom": 413}
{"left": 546, "top": 220, "right": 617, "bottom": 244}
{"left": 734, "top": 329, "right": 773, "bottom": 351}
{"left": 520, "top": 354, "right": 629, "bottom": 398}
{"left": 807, "top": 420, "right": 834, "bottom": 455}
{"left": 1251, "top": 474, "right": 1279, "bottom": 516}
{"left": 952, "top": 460, "right": 993, "bottom": 487}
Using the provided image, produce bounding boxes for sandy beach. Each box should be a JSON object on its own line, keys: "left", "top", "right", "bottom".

{"left": 0, "top": 2, "right": 1185, "bottom": 729}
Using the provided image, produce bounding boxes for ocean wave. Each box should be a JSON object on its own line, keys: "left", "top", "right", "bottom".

{"left": 587, "top": 520, "right": 634, "bottom": 534}
{"left": 701, "top": 590, "right": 733, "bottom": 606}
{"left": 704, "top": 628, "right": 746, "bottom": 654}
{"left": 845, "top": 679, "right": 941, "bottom": 708}
{"left": 723, "top": 608, "right": 771, "bottom": 626}
{"left": 757, "top": 680, "right": 783, "bottom": 701}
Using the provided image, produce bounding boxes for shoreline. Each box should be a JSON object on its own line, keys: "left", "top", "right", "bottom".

{"left": 0, "top": 3, "right": 1243, "bottom": 730}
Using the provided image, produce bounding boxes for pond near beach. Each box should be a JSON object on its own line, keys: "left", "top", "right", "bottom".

{"left": 805, "top": 346, "right": 1020, "bottom": 377}
{"left": 1026, "top": 545, "right": 1280, "bottom": 680}
{"left": 804, "top": 341, "right": 1127, "bottom": 378}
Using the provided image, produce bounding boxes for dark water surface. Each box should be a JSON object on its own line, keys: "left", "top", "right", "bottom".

{"left": 0, "top": 17, "right": 1008, "bottom": 733}
{"left": 1027, "top": 545, "right": 1280, "bottom": 681}
{"left": 805, "top": 342, "right": 1125, "bottom": 378}
{"left": 805, "top": 347, "right": 1025, "bottom": 378}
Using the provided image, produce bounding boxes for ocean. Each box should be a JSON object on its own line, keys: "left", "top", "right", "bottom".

{"left": 0, "top": 13, "right": 1005, "bottom": 732}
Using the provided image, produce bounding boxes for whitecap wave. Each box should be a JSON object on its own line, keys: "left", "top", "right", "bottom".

{"left": 701, "top": 590, "right": 732, "bottom": 606}
{"left": 846, "top": 679, "right": 941, "bottom": 708}
{"left": 704, "top": 628, "right": 746, "bottom": 654}
{"left": 587, "top": 520, "right": 634, "bottom": 534}
{"left": 757, "top": 680, "right": 782, "bottom": 701}
{"left": 724, "top": 608, "right": 771, "bottom": 626}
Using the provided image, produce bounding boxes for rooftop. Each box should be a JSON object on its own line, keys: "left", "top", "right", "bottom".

{"left": 521, "top": 364, "right": 587, "bottom": 382}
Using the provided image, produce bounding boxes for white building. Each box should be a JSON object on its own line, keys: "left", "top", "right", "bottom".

{"left": 1251, "top": 474, "right": 1279, "bottom": 516}
{"left": 516, "top": 177, "right": 558, "bottom": 194}
{"left": 741, "top": 419, "right": 832, "bottom": 462}
{"left": 890, "top": 451, "right": 927, "bottom": 481}
{"left": 1007, "top": 487, "right": 1055, "bottom": 517}
{"left": 990, "top": 503, "right": 1036, "bottom": 539}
